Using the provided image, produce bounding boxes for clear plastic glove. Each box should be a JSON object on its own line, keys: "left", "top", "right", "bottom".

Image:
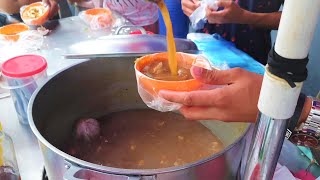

{"left": 181, "top": 0, "right": 201, "bottom": 17}
{"left": 206, "top": 0, "right": 247, "bottom": 24}
{"left": 189, "top": 0, "right": 218, "bottom": 30}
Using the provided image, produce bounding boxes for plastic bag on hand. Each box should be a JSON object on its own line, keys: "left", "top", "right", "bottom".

{"left": 135, "top": 52, "right": 227, "bottom": 112}
{"left": 189, "top": 0, "right": 218, "bottom": 30}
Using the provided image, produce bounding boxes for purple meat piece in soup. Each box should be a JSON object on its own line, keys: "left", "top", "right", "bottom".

{"left": 74, "top": 118, "right": 101, "bottom": 142}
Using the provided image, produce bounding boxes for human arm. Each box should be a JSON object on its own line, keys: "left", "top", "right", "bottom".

{"left": 299, "top": 96, "right": 312, "bottom": 124}
{"left": 0, "top": 0, "right": 40, "bottom": 14}
{"left": 206, "top": 0, "right": 281, "bottom": 30}
{"left": 181, "top": 0, "right": 201, "bottom": 17}
{"left": 68, "top": 0, "right": 81, "bottom": 3}
{"left": 159, "top": 66, "right": 318, "bottom": 148}
{"left": 42, "top": 0, "right": 59, "bottom": 19}
{"left": 159, "top": 66, "right": 314, "bottom": 124}
{"left": 159, "top": 66, "right": 262, "bottom": 122}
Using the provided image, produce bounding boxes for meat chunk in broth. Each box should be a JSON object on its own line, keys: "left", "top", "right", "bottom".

{"left": 74, "top": 118, "right": 101, "bottom": 142}
{"left": 142, "top": 60, "right": 193, "bottom": 81}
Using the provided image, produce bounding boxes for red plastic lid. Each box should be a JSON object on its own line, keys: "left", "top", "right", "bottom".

{"left": 130, "top": 31, "right": 154, "bottom": 35}
{"left": 1, "top": 55, "right": 47, "bottom": 78}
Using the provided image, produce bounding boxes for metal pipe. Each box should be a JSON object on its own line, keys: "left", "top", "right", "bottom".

{"left": 244, "top": 113, "right": 289, "bottom": 180}
{"left": 244, "top": 1, "right": 320, "bottom": 179}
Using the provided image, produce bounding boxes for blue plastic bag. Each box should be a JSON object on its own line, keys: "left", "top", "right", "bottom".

{"left": 187, "top": 33, "right": 265, "bottom": 75}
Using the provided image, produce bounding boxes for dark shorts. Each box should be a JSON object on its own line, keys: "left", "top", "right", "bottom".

{"left": 0, "top": 13, "right": 60, "bottom": 27}
{"left": 0, "top": 13, "right": 9, "bottom": 27}
{"left": 10, "top": 13, "right": 23, "bottom": 22}
{"left": 199, "top": 0, "right": 284, "bottom": 65}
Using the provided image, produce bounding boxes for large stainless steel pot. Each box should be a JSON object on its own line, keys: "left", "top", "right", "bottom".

{"left": 28, "top": 56, "right": 250, "bottom": 180}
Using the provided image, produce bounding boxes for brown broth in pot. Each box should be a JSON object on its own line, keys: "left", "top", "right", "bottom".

{"left": 67, "top": 110, "right": 223, "bottom": 169}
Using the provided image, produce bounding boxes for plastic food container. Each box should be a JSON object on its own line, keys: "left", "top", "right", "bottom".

{"left": 0, "top": 23, "right": 30, "bottom": 42}
{"left": 0, "top": 55, "right": 47, "bottom": 125}
{"left": 79, "top": 8, "right": 114, "bottom": 30}
{"left": 135, "top": 52, "right": 212, "bottom": 112}
{"left": 20, "top": 2, "right": 49, "bottom": 26}
{"left": 0, "top": 124, "right": 20, "bottom": 180}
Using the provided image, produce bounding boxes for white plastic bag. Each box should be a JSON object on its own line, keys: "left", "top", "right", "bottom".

{"left": 273, "top": 164, "right": 300, "bottom": 180}
{"left": 79, "top": 8, "right": 114, "bottom": 30}
{"left": 189, "top": 0, "right": 218, "bottom": 30}
{"left": 0, "top": 30, "right": 44, "bottom": 63}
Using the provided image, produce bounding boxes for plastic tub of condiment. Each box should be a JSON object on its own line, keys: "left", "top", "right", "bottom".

{"left": 134, "top": 52, "right": 212, "bottom": 112}
{"left": 0, "top": 55, "right": 48, "bottom": 125}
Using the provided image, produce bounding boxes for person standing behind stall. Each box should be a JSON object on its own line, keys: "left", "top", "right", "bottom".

{"left": 44, "top": 0, "right": 159, "bottom": 33}
{"left": 102, "top": 0, "right": 159, "bottom": 33}
{"left": 0, "top": 0, "right": 40, "bottom": 22}
{"left": 66, "top": 0, "right": 99, "bottom": 15}
{"left": 183, "top": 0, "right": 283, "bottom": 65}
{"left": 0, "top": 12, "right": 19, "bottom": 27}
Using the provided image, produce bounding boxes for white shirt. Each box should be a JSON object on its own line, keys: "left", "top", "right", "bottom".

{"left": 102, "top": 0, "right": 158, "bottom": 26}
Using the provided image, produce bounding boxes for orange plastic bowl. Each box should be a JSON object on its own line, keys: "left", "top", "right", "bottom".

{"left": 135, "top": 52, "right": 203, "bottom": 96}
{"left": 0, "top": 23, "right": 30, "bottom": 42}
{"left": 83, "top": 8, "right": 112, "bottom": 22}
{"left": 85, "top": 8, "right": 112, "bottom": 16}
{"left": 21, "top": 2, "right": 49, "bottom": 26}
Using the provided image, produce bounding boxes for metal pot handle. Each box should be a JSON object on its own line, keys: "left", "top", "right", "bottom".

{"left": 63, "top": 162, "right": 145, "bottom": 180}
{"left": 114, "top": 25, "right": 147, "bottom": 35}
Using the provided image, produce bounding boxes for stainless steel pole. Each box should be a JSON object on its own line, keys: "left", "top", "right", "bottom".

{"left": 244, "top": 1, "right": 320, "bottom": 179}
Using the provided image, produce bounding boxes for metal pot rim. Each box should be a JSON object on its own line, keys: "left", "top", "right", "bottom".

{"left": 27, "top": 58, "right": 251, "bottom": 175}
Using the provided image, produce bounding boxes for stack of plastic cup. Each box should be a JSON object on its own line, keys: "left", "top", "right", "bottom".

{"left": 0, "top": 123, "right": 20, "bottom": 180}
{"left": 158, "top": 0, "right": 190, "bottom": 38}
{"left": 0, "top": 55, "right": 48, "bottom": 125}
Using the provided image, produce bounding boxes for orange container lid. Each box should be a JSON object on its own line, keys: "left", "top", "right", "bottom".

{"left": 135, "top": 52, "right": 202, "bottom": 93}
{"left": 84, "top": 8, "right": 112, "bottom": 16}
